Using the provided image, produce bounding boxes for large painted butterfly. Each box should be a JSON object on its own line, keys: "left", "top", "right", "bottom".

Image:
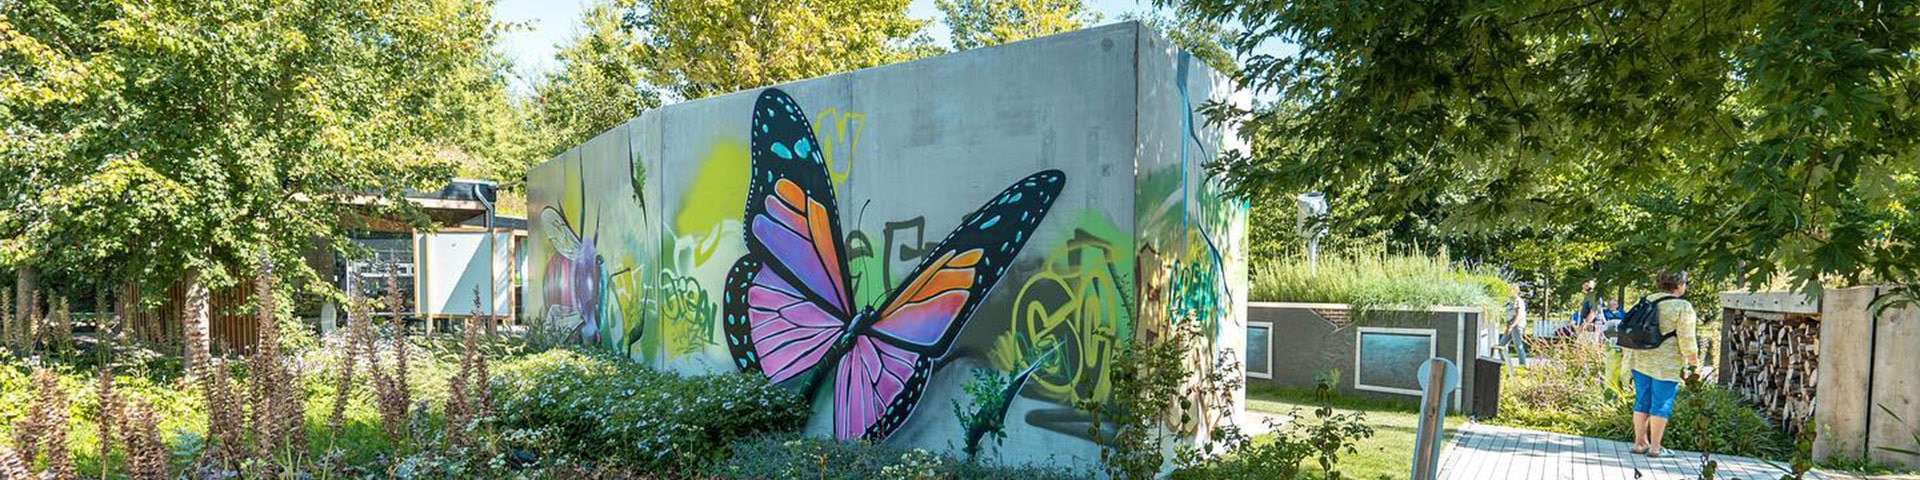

{"left": 722, "top": 88, "right": 1065, "bottom": 441}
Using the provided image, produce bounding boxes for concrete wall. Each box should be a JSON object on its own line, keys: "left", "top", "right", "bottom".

{"left": 1248, "top": 303, "right": 1484, "bottom": 413}
{"left": 525, "top": 23, "right": 1248, "bottom": 467}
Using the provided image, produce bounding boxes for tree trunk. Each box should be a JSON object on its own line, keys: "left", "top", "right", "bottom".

{"left": 15, "top": 266, "right": 35, "bottom": 352}
{"left": 182, "top": 269, "right": 212, "bottom": 375}
{"left": 13, "top": 267, "right": 30, "bottom": 324}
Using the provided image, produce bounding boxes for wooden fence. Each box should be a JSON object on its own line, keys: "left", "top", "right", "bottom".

{"left": 122, "top": 281, "right": 259, "bottom": 355}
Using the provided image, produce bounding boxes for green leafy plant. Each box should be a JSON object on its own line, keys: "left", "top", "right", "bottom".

{"left": 1495, "top": 342, "right": 1792, "bottom": 460}
{"left": 1171, "top": 396, "right": 1375, "bottom": 479}
{"left": 1077, "top": 326, "right": 1189, "bottom": 479}
{"left": 489, "top": 348, "right": 808, "bottom": 471}
{"left": 708, "top": 436, "right": 1083, "bottom": 480}
{"left": 1684, "top": 368, "right": 1719, "bottom": 479}
{"left": 952, "top": 346, "right": 1058, "bottom": 461}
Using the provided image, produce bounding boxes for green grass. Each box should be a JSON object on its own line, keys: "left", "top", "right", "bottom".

{"left": 1251, "top": 248, "right": 1510, "bottom": 317}
{"left": 1245, "top": 385, "right": 1464, "bottom": 480}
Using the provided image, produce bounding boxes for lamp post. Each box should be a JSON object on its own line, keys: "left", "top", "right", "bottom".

{"left": 1296, "top": 192, "right": 1329, "bottom": 274}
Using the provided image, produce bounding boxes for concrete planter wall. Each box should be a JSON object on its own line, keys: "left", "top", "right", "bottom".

{"left": 1247, "top": 302, "right": 1487, "bottom": 412}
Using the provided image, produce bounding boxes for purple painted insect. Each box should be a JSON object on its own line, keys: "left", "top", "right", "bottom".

{"left": 540, "top": 205, "right": 618, "bottom": 345}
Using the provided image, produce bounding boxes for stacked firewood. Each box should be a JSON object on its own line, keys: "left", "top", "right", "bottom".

{"left": 1721, "top": 309, "right": 1820, "bottom": 436}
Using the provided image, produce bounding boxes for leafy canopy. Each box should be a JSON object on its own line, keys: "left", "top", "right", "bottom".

{"left": 528, "top": 0, "right": 661, "bottom": 160}
{"left": 1175, "top": 0, "right": 1920, "bottom": 295}
{"left": 936, "top": 0, "right": 1101, "bottom": 50}
{"left": 0, "top": 0, "right": 509, "bottom": 294}
{"left": 620, "top": 0, "right": 933, "bottom": 100}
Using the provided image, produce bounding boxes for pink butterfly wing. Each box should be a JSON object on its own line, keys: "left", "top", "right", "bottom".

{"left": 834, "top": 335, "right": 931, "bottom": 440}
{"left": 722, "top": 258, "right": 846, "bottom": 383}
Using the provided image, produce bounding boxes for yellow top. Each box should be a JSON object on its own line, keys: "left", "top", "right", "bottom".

{"left": 1627, "top": 293, "right": 1699, "bottom": 382}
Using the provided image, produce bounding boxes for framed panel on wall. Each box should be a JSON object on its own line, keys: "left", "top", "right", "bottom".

{"left": 1247, "top": 321, "right": 1272, "bottom": 379}
{"left": 1354, "top": 327, "right": 1437, "bottom": 396}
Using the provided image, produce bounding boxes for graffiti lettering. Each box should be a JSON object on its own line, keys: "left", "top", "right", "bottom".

{"left": 813, "top": 108, "right": 865, "bottom": 189}
{"left": 657, "top": 271, "right": 716, "bottom": 356}
{"left": 1010, "top": 227, "right": 1131, "bottom": 404}
{"left": 844, "top": 216, "right": 935, "bottom": 307}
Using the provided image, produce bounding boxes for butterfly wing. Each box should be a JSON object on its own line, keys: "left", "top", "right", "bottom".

{"left": 835, "top": 170, "right": 1066, "bottom": 441}
{"left": 539, "top": 207, "right": 582, "bottom": 258}
{"left": 834, "top": 335, "right": 932, "bottom": 440}
{"left": 742, "top": 88, "right": 854, "bottom": 316}
{"left": 722, "top": 88, "right": 859, "bottom": 383}
{"left": 722, "top": 255, "right": 853, "bottom": 384}
{"left": 867, "top": 170, "right": 1066, "bottom": 353}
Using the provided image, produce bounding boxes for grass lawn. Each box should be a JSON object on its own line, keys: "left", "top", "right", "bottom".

{"left": 1246, "top": 385, "right": 1465, "bottom": 480}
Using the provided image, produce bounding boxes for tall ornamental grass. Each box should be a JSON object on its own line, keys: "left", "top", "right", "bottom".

{"left": 1251, "top": 248, "right": 1509, "bottom": 312}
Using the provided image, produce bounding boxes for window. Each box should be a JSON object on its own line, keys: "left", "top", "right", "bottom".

{"left": 1247, "top": 322, "right": 1272, "bottom": 379}
{"left": 1354, "top": 327, "right": 1437, "bottom": 396}
{"left": 343, "top": 233, "right": 417, "bottom": 315}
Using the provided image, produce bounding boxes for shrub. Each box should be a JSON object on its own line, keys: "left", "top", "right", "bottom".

{"left": 489, "top": 348, "right": 807, "bottom": 472}
{"left": 1494, "top": 342, "right": 1792, "bottom": 459}
{"left": 1172, "top": 404, "right": 1375, "bottom": 480}
{"left": 1583, "top": 382, "right": 1794, "bottom": 459}
{"left": 1495, "top": 340, "right": 1625, "bottom": 433}
{"left": 709, "top": 435, "right": 1084, "bottom": 480}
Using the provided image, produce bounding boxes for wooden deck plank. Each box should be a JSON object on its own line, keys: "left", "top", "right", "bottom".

{"left": 1438, "top": 423, "right": 1831, "bottom": 480}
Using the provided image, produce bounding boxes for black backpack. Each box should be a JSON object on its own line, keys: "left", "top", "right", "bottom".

{"left": 1616, "top": 295, "right": 1682, "bottom": 350}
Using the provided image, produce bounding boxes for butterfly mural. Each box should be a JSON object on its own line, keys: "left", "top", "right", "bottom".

{"left": 722, "top": 88, "right": 1066, "bottom": 441}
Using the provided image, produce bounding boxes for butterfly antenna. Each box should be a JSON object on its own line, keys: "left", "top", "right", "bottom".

{"left": 855, "top": 199, "right": 872, "bottom": 230}
{"left": 851, "top": 199, "right": 874, "bottom": 295}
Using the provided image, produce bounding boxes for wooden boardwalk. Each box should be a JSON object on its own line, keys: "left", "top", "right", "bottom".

{"left": 1438, "top": 422, "right": 1829, "bottom": 480}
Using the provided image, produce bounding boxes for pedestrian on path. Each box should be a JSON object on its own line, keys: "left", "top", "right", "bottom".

{"left": 1503, "top": 286, "right": 1530, "bottom": 365}
{"left": 1624, "top": 271, "right": 1699, "bottom": 458}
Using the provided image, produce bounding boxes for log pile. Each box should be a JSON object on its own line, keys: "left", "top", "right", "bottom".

{"left": 1722, "top": 309, "right": 1819, "bottom": 436}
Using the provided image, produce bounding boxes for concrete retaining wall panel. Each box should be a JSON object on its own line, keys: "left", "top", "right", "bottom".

{"left": 525, "top": 23, "right": 1246, "bottom": 468}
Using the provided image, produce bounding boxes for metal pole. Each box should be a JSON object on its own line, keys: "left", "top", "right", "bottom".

{"left": 474, "top": 184, "right": 499, "bottom": 334}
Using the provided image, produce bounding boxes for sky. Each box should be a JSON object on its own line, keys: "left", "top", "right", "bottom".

{"left": 492, "top": 0, "right": 1166, "bottom": 91}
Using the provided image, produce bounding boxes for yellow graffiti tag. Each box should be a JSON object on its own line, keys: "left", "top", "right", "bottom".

{"left": 1010, "top": 228, "right": 1131, "bottom": 404}
{"left": 813, "top": 108, "right": 864, "bottom": 188}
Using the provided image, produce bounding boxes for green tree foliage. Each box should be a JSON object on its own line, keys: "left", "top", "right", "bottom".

{"left": 528, "top": 0, "right": 661, "bottom": 160}
{"left": 1175, "top": 0, "right": 1920, "bottom": 296}
{"left": 936, "top": 0, "right": 1100, "bottom": 50}
{"left": 621, "top": 0, "right": 933, "bottom": 100}
{"left": 0, "top": 0, "right": 506, "bottom": 301}
{"left": 1124, "top": 10, "right": 1236, "bottom": 75}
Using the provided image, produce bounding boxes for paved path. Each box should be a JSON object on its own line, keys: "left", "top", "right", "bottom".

{"left": 1438, "top": 422, "right": 1829, "bottom": 480}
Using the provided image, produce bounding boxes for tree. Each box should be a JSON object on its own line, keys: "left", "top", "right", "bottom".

{"left": 1174, "top": 0, "right": 1920, "bottom": 296}
{"left": 621, "top": 0, "right": 933, "bottom": 100}
{"left": 936, "top": 0, "right": 1100, "bottom": 50}
{"left": 530, "top": 0, "right": 662, "bottom": 159}
{"left": 0, "top": 0, "right": 505, "bottom": 361}
{"left": 1123, "top": 10, "right": 1235, "bottom": 75}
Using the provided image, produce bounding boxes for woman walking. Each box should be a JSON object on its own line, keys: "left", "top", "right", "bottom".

{"left": 1627, "top": 271, "right": 1699, "bottom": 457}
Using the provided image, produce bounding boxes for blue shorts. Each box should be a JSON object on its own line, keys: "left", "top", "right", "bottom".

{"left": 1632, "top": 370, "right": 1679, "bottom": 418}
